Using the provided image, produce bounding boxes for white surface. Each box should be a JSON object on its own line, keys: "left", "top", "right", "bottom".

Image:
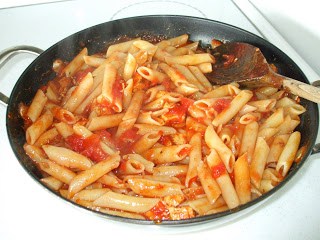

{"left": 0, "top": 1, "right": 319, "bottom": 240}
{"left": 0, "top": 0, "right": 70, "bottom": 9}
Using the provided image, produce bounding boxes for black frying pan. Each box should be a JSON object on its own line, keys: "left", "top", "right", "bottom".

{"left": 2, "top": 15, "right": 319, "bottom": 225}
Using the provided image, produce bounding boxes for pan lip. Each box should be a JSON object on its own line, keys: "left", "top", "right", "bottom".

{"left": 5, "top": 14, "right": 319, "bottom": 226}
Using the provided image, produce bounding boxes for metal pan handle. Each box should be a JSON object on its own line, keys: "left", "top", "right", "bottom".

{"left": 0, "top": 45, "right": 43, "bottom": 105}
{"left": 310, "top": 80, "right": 320, "bottom": 154}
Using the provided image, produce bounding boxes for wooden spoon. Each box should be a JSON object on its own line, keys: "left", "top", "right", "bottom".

{"left": 207, "top": 42, "right": 320, "bottom": 103}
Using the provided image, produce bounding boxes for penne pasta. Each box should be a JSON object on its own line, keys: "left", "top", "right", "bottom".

{"left": 240, "top": 121, "right": 259, "bottom": 163}
{"left": 188, "top": 65, "right": 212, "bottom": 92}
{"left": 250, "top": 137, "right": 270, "bottom": 188}
{"left": 173, "top": 64, "right": 206, "bottom": 92}
{"left": 132, "top": 131, "right": 162, "bottom": 154}
{"left": 137, "top": 66, "right": 167, "bottom": 84}
{"left": 234, "top": 153, "right": 251, "bottom": 204}
{"left": 34, "top": 127, "right": 59, "bottom": 147}
{"left": 62, "top": 47, "right": 88, "bottom": 77}
{"left": 68, "top": 154, "right": 120, "bottom": 198}
{"left": 197, "top": 161, "right": 221, "bottom": 204}
{"left": 26, "top": 110, "right": 53, "bottom": 145}
{"left": 205, "top": 125, "right": 235, "bottom": 173}
{"left": 159, "top": 63, "right": 198, "bottom": 96}
{"left": 123, "top": 53, "right": 137, "bottom": 81}
{"left": 42, "top": 145, "right": 92, "bottom": 170}
{"left": 127, "top": 178, "right": 183, "bottom": 197}
{"left": 63, "top": 72, "right": 94, "bottom": 112}
{"left": 87, "top": 113, "right": 125, "bottom": 131}
{"left": 73, "top": 188, "right": 110, "bottom": 202}
{"left": 153, "top": 165, "right": 188, "bottom": 177}
{"left": 38, "top": 159, "right": 76, "bottom": 184}
{"left": 212, "top": 90, "right": 253, "bottom": 126}
{"left": 93, "top": 191, "right": 159, "bottom": 213}
{"left": 185, "top": 133, "right": 202, "bottom": 187}
{"left": 134, "top": 124, "right": 177, "bottom": 135}
{"left": 27, "top": 89, "right": 48, "bottom": 122}
{"left": 106, "top": 38, "right": 140, "bottom": 57}
{"left": 165, "top": 53, "right": 215, "bottom": 66}
{"left": 276, "top": 131, "right": 301, "bottom": 177}
{"left": 20, "top": 35, "right": 307, "bottom": 221}
{"left": 143, "top": 144, "right": 191, "bottom": 164}
{"left": 206, "top": 149, "right": 240, "bottom": 209}
{"left": 115, "top": 90, "right": 144, "bottom": 138}
{"left": 40, "top": 176, "right": 63, "bottom": 191}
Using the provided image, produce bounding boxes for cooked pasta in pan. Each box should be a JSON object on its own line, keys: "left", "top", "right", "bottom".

{"left": 21, "top": 34, "right": 305, "bottom": 221}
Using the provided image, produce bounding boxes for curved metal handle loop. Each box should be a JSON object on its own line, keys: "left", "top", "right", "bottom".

{"left": 0, "top": 45, "right": 43, "bottom": 106}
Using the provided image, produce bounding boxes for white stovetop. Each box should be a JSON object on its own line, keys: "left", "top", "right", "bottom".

{"left": 0, "top": 1, "right": 319, "bottom": 240}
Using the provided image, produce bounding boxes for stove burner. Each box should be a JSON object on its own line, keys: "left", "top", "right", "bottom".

{"left": 111, "top": 0, "right": 207, "bottom": 20}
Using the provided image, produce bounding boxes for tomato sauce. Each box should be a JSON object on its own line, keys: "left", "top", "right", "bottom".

{"left": 183, "top": 186, "right": 205, "bottom": 200}
{"left": 164, "top": 97, "right": 194, "bottom": 126}
{"left": 144, "top": 201, "right": 170, "bottom": 221}
{"left": 158, "top": 135, "right": 172, "bottom": 146}
{"left": 95, "top": 98, "right": 115, "bottom": 116}
{"left": 227, "top": 122, "right": 243, "bottom": 136}
{"left": 213, "top": 98, "right": 231, "bottom": 113}
{"left": 117, "top": 159, "right": 127, "bottom": 173}
{"left": 229, "top": 171, "right": 235, "bottom": 184}
{"left": 133, "top": 72, "right": 150, "bottom": 91}
{"left": 211, "top": 163, "right": 226, "bottom": 179}
{"left": 73, "top": 67, "right": 94, "bottom": 84}
{"left": 162, "top": 78, "right": 173, "bottom": 91}
{"left": 187, "top": 176, "right": 198, "bottom": 188}
{"left": 115, "top": 127, "right": 142, "bottom": 155}
{"left": 178, "top": 147, "right": 191, "bottom": 158}
{"left": 65, "top": 133, "right": 109, "bottom": 162}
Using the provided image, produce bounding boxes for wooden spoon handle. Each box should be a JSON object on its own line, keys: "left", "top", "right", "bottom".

{"left": 283, "top": 78, "right": 320, "bottom": 103}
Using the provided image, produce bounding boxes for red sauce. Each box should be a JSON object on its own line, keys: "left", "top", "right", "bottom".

{"left": 93, "top": 76, "right": 124, "bottom": 115}
{"left": 133, "top": 72, "right": 150, "bottom": 91}
{"left": 158, "top": 135, "right": 172, "bottom": 146}
{"left": 164, "top": 97, "right": 194, "bottom": 126}
{"left": 178, "top": 147, "right": 191, "bottom": 158}
{"left": 73, "top": 67, "right": 94, "bottom": 84}
{"left": 95, "top": 97, "right": 115, "bottom": 115}
{"left": 211, "top": 163, "right": 226, "bottom": 179}
{"left": 65, "top": 134, "right": 84, "bottom": 152}
{"left": 162, "top": 78, "right": 173, "bottom": 91}
{"left": 118, "top": 159, "right": 127, "bottom": 173}
{"left": 229, "top": 171, "right": 235, "bottom": 184}
{"left": 115, "top": 128, "right": 142, "bottom": 155}
{"left": 144, "top": 201, "right": 170, "bottom": 221}
{"left": 187, "top": 176, "right": 198, "bottom": 187}
{"left": 227, "top": 122, "right": 243, "bottom": 136}
{"left": 213, "top": 98, "right": 231, "bottom": 113}
{"left": 261, "top": 111, "right": 271, "bottom": 119}
{"left": 65, "top": 133, "right": 109, "bottom": 162}
{"left": 183, "top": 186, "right": 205, "bottom": 200}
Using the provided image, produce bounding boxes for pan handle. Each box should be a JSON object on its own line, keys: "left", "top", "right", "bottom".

{"left": 0, "top": 45, "right": 43, "bottom": 105}
{"left": 312, "top": 143, "right": 320, "bottom": 155}
{"left": 310, "top": 81, "right": 320, "bottom": 154}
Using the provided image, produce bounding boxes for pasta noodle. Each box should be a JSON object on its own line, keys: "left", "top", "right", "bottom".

{"left": 20, "top": 34, "right": 307, "bottom": 221}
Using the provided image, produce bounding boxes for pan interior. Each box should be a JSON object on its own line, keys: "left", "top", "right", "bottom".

{"left": 6, "top": 15, "right": 319, "bottom": 225}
